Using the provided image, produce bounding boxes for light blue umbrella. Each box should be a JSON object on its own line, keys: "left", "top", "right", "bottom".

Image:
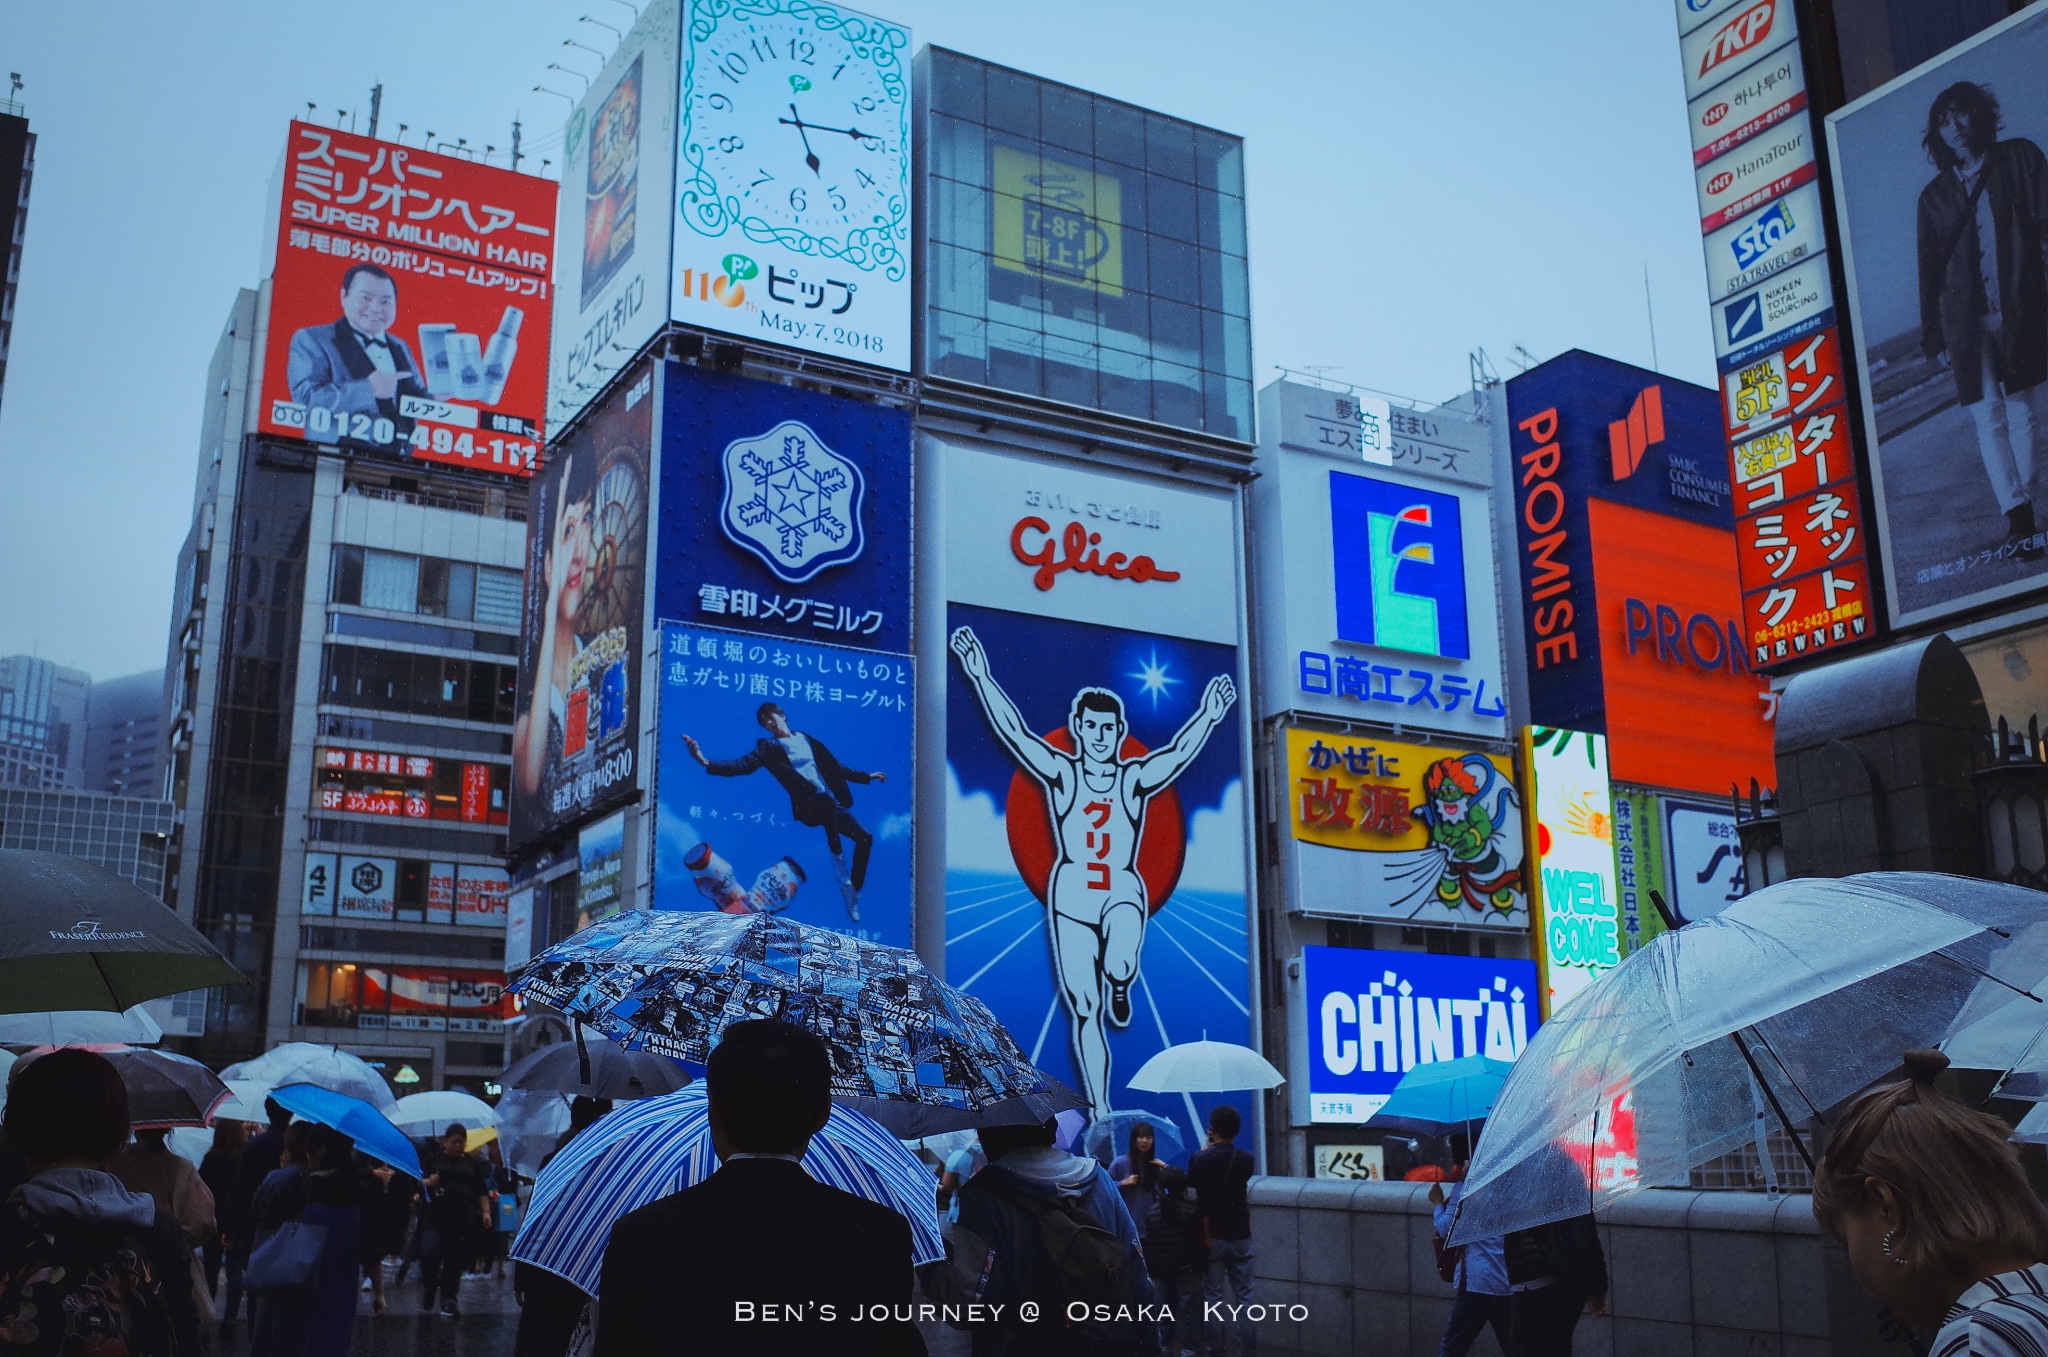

{"left": 1366, "top": 1056, "right": 1514, "bottom": 1139}
{"left": 270, "top": 1082, "right": 423, "bottom": 1179}
{"left": 512, "top": 1085, "right": 941, "bottom": 1296}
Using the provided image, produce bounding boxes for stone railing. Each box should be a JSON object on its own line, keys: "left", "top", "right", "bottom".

{"left": 1244, "top": 1177, "right": 1890, "bottom": 1356}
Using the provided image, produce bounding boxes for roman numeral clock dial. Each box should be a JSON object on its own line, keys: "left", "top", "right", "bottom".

{"left": 676, "top": 2, "right": 910, "bottom": 370}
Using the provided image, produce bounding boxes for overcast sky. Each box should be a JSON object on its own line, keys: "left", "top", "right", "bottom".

{"left": 0, "top": 0, "right": 1711, "bottom": 680}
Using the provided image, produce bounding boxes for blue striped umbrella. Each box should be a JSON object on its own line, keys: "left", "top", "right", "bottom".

{"left": 510, "top": 1086, "right": 942, "bottom": 1296}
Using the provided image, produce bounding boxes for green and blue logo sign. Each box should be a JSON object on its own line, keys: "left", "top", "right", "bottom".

{"left": 1329, "top": 471, "right": 1470, "bottom": 660}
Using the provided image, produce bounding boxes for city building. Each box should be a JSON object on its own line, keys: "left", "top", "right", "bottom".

{"left": 514, "top": 7, "right": 1261, "bottom": 1160}
{"left": 84, "top": 667, "right": 165, "bottom": 797}
{"left": 0, "top": 654, "right": 90, "bottom": 789}
{"left": 0, "top": 92, "right": 33, "bottom": 414}
{"left": 160, "top": 120, "right": 554, "bottom": 1085}
{"left": 1669, "top": 0, "right": 2047, "bottom": 888}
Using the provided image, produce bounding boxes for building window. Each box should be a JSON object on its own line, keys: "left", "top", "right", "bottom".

{"left": 297, "top": 961, "right": 510, "bottom": 1033}
{"left": 321, "top": 645, "right": 517, "bottom": 725}
{"left": 920, "top": 48, "right": 1252, "bottom": 440}
{"left": 333, "top": 545, "right": 520, "bottom": 629}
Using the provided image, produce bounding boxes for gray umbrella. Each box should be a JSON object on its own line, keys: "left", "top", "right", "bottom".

{"left": 13, "top": 1045, "right": 229, "bottom": 1129}
{"left": 0, "top": 851, "right": 244, "bottom": 1014}
{"left": 502, "top": 1032, "right": 692, "bottom": 1101}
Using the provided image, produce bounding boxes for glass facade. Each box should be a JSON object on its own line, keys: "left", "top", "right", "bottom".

{"left": 919, "top": 49, "right": 1252, "bottom": 440}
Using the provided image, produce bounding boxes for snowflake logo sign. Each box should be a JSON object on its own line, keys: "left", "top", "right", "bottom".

{"left": 719, "top": 420, "right": 867, "bottom": 584}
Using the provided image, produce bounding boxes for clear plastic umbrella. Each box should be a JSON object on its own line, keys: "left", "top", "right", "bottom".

{"left": 1449, "top": 873, "right": 2048, "bottom": 1245}
{"left": 0, "top": 1006, "right": 163, "bottom": 1047}
{"left": 495, "top": 1088, "right": 574, "bottom": 1182}
{"left": 210, "top": 1079, "right": 274, "bottom": 1125}
{"left": 1127, "top": 1039, "right": 1285, "bottom": 1094}
{"left": 387, "top": 1090, "right": 497, "bottom": 1139}
{"left": 221, "top": 1043, "right": 395, "bottom": 1110}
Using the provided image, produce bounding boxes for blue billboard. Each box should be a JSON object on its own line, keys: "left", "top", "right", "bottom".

{"left": 654, "top": 622, "right": 914, "bottom": 947}
{"left": 654, "top": 362, "right": 912, "bottom": 653}
{"left": 1297, "top": 945, "right": 1539, "bottom": 1124}
{"left": 1329, "top": 472, "right": 1472, "bottom": 660}
{"left": 946, "top": 600, "right": 1247, "bottom": 1161}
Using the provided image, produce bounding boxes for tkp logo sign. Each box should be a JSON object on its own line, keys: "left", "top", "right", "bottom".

{"left": 720, "top": 420, "right": 867, "bottom": 584}
{"left": 1327, "top": 470, "right": 1471, "bottom": 660}
{"left": 1698, "top": 0, "right": 1778, "bottom": 79}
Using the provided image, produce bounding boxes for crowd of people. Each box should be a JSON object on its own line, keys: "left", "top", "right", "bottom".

{"left": 0, "top": 1048, "right": 521, "bottom": 1357}
{"left": 9, "top": 1037, "right": 2048, "bottom": 1356}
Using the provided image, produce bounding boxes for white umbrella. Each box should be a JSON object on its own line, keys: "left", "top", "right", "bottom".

{"left": 495, "top": 1088, "right": 573, "bottom": 1181}
{"left": 211, "top": 1078, "right": 274, "bottom": 1125}
{"left": 167, "top": 1125, "right": 214, "bottom": 1169}
{"left": 221, "top": 1043, "right": 395, "bottom": 1110}
{"left": 1127, "top": 1039, "right": 1285, "bottom": 1094}
{"left": 387, "top": 1089, "right": 497, "bottom": 1139}
{"left": 0, "top": 1006, "right": 163, "bottom": 1047}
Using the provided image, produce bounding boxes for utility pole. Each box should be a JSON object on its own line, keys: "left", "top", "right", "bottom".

{"left": 367, "top": 83, "right": 383, "bottom": 139}
{"left": 511, "top": 119, "right": 523, "bottom": 173}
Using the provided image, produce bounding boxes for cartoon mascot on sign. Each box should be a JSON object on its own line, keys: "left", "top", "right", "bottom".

{"left": 1416, "top": 754, "right": 1523, "bottom": 916}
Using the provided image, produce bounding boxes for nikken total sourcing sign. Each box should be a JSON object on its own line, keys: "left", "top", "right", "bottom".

{"left": 1290, "top": 946, "right": 1540, "bottom": 1124}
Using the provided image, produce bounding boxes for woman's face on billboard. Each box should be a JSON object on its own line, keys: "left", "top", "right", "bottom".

{"left": 553, "top": 492, "right": 596, "bottom": 621}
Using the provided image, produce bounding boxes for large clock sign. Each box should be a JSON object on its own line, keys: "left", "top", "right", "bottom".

{"left": 675, "top": 0, "right": 911, "bottom": 372}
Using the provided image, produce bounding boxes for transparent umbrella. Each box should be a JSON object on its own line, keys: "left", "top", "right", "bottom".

{"left": 1449, "top": 873, "right": 2048, "bottom": 1245}
{"left": 221, "top": 1043, "right": 395, "bottom": 1110}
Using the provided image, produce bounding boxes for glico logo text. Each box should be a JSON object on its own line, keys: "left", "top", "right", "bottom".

{"left": 1010, "top": 517, "right": 1182, "bottom": 592}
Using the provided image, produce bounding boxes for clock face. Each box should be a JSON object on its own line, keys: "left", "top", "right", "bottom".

{"left": 680, "top": 4, "right": 908, "bottom": 265}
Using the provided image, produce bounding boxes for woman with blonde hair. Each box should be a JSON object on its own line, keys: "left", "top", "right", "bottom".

{"left": 1813, "top": 1049, "right": 2048, "bottom": 1352}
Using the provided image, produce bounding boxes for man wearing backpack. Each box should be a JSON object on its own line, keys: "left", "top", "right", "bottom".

{"left": 0, "top": 1048, "right": 201, "bottom": 1357}
{"left": 1186, "top": 1106, "right": 1255, "bottom": 1357}
{"left": 945, "top": 1116, "right": 1156, "bottom": 1356}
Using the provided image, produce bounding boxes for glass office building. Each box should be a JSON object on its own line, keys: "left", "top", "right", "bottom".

{"left": 918, "top": 49, "right": 1252, "bottom": 441}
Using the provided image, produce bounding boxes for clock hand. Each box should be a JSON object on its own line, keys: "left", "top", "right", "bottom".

{"left": 778, "top": 103, "right": 822, "bottom": 176}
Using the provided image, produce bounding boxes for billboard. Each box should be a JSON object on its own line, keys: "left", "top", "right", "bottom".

{"left": 1828, "top": 7, "right": 2048, "bottom": 627}
{"left": 455, "top": 864, "right": 510, "bottom": 928}
{"left": 578, "top": 809, "right": 628, "bottom": 925}
{"left": 654, "top": 363, "right": 912, "bottom": 653}
{"left": 551, "top": 0, "right": 681, "bottom": 432}
{"left": 1291, "top": 946, "right": 1540, "bottom": 1124}
{"left": 1253, "top": 381, "right": 1508, "bottom": 741}
{"left": 510, "top": 362, "right": 653, "bottom": 850}
{"left": 941, "top": 438, "right": 1247, "bottom": 1157}
{"left": 1284, "top": 726, "right": 1527, "bottom": 931}
{"left": 337, "top": 855, "right": 398, "bottom": 921}
{"left": 673, "top": 0, "right": 912, "bottom": 371}
{"left": 1523, "top": 727, "right": 1620, "bottom": 1016}
{"left": 655, "top": 622, "right": 913, "bottom": 945}
{"left": 1661, "top": 796, "right": 1745, "bottom": 923}
{"left": 261, "top": 122, "right": 555, "bottom": 472}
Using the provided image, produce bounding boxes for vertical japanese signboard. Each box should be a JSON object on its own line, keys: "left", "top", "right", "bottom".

{"left": 1674, "top": 0, "right": 1879, "bottom": 666}
{"left": 1522, "top": 726, "right": 1619, "bottom": 1016}
{"left": 1826, "top": 8, "right": 2048, "bottom": 629}
{"left": 262, "top": 122, "right": 556, "bottom": 474}
{"left": 551, "top": 0, "right": 681, "bottom": 433}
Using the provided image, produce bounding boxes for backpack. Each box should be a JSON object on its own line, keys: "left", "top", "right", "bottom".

{"left": 981, "top": 1173, "right": 1129, "bottom": 1310}
{"left": 0, "top": 1217, "right": 177, "bottom": 1357}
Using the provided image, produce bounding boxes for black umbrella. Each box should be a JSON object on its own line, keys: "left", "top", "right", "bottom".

{"left": 15, "top": 1045, "right": 229, "bottom": 1128}
{"left": 503, "top": 1029, "right": 693, "bottom": 1101}
{"left": 0, "top": 851, "right": 245, "bottom": 1014}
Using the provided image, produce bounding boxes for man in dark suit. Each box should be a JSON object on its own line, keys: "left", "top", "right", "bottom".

{"left": 595, "top": 1020, "right": 924, "bottom": 1357}
{"left": 286, "top": 263, "right": 427, "bottom": 425}
{"left": 683, "top": 702, "right": 885, "bottom": 922}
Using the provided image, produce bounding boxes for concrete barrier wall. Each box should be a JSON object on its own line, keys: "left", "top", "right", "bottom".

{"left": 1244, "top": 1178, "right": 1889, "bottom": 1357}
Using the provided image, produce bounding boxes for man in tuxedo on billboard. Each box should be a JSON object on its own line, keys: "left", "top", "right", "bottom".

{"left": 287, "top": 263, "right": 427, "bottom": 421}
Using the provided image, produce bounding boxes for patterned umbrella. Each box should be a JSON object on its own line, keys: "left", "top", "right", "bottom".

{"left": 511, "top": 1086, "right": 941, "bottom": 1296}
{"left": 512, "top": 911, "right": 1081, "bottom": 1128}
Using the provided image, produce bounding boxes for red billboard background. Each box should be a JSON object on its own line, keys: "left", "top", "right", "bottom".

{"left": 261, "top": 122, "right": 556, "bottom": 476}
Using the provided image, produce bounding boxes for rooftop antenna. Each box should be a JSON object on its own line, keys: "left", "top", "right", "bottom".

{"left": 1511, "top": 345, "right": 1539, "bottom": 373}
{"left": 579, "top": 15, "right": 622, "bottom": 44}
{"left": 1643, "top": 263, "right": 1661, "bottom": 373}
{"left": 510, "top": 119, "right": 523, "bottom": 173}
{"left": 366, "top": 82, "right": 382, "bottom": 139}
{"left": 547, "top": 64, "right": 591, "bottom": 93}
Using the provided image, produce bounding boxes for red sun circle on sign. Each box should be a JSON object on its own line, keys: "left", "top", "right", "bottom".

{"left": 1004, "top": 729, "right": 1185, "bottom": 915}
{"left": 1537, "top": 821, "right": 1553, "bottom": 857}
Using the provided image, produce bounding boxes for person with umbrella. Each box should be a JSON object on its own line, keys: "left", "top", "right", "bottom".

{"left": 595, "top": 1020, "right": 925, "bottom": 1355}
{"left": 1106, "top": 1119, "right": 1161, "bottom": 1243}
{"left": 420, "top": 1123, "right": 491, "bottom": 1318}
{"left": 112, "top": 1126, "right": 217, "bottom": 1248}
{"left": 1427, "top": 1137, "right": 1513, "bottom": 1357}
{"left": 248, "top": 1123, "right": 388, "bottom": 1356}
{"left": 513, "top": 1095, "right": 613, "bottom": 1357}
